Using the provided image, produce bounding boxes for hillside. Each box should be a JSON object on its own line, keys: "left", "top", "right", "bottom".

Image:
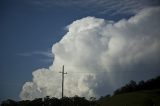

{"left": 99, "top": 89, "right": 160, "bottom": 106}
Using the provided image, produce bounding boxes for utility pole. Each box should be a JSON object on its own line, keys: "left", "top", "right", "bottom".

{"left": 59, "top": 65, "right": 67, "bottom": 98}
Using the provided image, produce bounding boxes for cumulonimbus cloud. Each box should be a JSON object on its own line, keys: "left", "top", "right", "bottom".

{"left": 20, "top": 7, "right": 160, "bottom": 100}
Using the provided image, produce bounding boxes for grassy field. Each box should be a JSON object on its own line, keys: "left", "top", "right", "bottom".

{"left": 99, "top": 89, "right": 160, "bottom": 106}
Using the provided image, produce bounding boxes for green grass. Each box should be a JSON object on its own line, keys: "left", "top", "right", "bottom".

{"left": 99, "top": 89, "right": 160, "bottom": 106}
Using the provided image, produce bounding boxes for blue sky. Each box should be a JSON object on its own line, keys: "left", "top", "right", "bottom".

{"left": 1, "top": 0, "right": 160, "bottom": 101}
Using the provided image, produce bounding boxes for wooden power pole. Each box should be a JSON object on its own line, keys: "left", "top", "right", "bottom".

{"left": 59, "top": 65, "right": 67, "bottom": 98}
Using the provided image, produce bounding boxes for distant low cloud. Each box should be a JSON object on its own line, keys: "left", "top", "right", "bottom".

{"left": 20, "top": 7, "right": 160, "bottom": 100}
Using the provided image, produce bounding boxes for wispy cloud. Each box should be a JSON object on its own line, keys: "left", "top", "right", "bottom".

{"left": 17, "top": 51, "right": 52, "bottom": 57}
{"left": 26, "top": 0, "right": 160, "bottom": 15}
{"left": 17, "top": 50, "right": 54, "bottom": 62}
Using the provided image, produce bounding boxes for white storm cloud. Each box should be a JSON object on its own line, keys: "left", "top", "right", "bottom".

{"left": 20, "top": 7, "right": 160, "bottom": 100}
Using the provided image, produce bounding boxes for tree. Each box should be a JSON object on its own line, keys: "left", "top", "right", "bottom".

{"left": 1, "top": 99, "right": 17, "bottom": 106}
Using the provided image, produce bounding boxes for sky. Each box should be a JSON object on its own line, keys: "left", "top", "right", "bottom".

{"left": 1, "top": 0, "right": 160, "bottom": 101}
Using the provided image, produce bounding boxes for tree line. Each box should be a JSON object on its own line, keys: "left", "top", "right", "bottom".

{"left": 1, "top": 96, "right": 98, "bottom": 106}
{"left": 1, "top": 76, "right": 160, "bottom": 106}
{"left": 113, "top": 76, "right": 160, "bottom": 95}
